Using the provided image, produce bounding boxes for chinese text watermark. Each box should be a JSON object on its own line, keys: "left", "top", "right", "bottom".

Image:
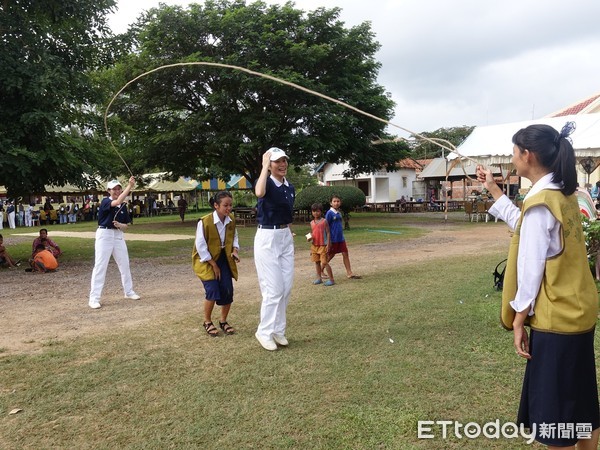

{"left": 417, "top": 420, "right": 593, "bottom": 444}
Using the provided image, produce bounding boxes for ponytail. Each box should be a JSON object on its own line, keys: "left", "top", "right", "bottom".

{"left": 551, "top": 135, "right": 577, "bottom": 195}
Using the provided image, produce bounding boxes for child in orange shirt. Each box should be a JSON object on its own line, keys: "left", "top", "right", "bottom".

{"left": 308, "top": 203, "right": 334, "bottom": 286}
{"left": 31, "top": 244, "right": 59, "bottom": 273}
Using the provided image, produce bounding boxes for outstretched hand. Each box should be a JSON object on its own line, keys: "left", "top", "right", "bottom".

{"left": 476, "top": 165, "right": 504, "bottom": 200}
{"left": 476, "top": 165, "right": 494, "bottom": 188}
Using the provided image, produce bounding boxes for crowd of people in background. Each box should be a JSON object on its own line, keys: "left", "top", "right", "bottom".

{"left": 0, "top": 194, "right": 190, "bottom": 228}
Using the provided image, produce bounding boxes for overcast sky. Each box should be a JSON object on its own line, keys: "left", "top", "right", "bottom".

{"left": 108, "top": 0, "right": 600, "bottom": 137}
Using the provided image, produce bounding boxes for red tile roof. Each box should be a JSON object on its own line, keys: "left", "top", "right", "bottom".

{"left": 396, "top": 158, "right": 423, "bottom": 170}
{"left": 549, "top": 93, "right": 600, "bottom": 117}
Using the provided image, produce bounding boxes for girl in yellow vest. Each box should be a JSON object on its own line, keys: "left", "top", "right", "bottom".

{"left": 478, "top": 122, "right": 599, "bottom": 449}
{"left": 192, "top": 191, "right": 240, "bottom": 337}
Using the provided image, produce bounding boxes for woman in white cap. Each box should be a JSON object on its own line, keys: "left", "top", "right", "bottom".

{"left": 254, "top": 147, "right": 295, "bottom": 350}
{"left": 88, "top": 176, "right": 140, "bottom": 309}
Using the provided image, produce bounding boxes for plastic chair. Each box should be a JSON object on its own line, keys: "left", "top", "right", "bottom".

{"left": 464, "top": 202, "right": 476, "bottom": 221}
{"left": 485, "top": 201, "right": 498, "bottom": 222}
{"left": 476, "top": 201, "right": 488, "bottom": 222}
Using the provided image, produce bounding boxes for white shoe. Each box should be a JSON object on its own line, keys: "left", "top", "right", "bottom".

{"left": 273, "top": 334, "right": 289, "bottom": 346}
{"left": 255, "top": 332, "right": 277, "bottom": 351}
{"left": 125, "top": 293, "right": 141, "bottom": 300}
{"left": 89, "top": 300, "right": 101, "bottom": 309}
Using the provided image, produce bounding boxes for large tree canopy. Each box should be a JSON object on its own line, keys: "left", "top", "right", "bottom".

{"left": 103, "top": 0, "right": 407, "bottom": 185}
{"left": 410, "top": 126, "right": 475, "bottom": 159}
{"left": 0, "top": 0, "right": 117, "bottom": 196}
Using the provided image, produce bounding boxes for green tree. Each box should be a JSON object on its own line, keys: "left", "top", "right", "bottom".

{"left": 101, "top": 0, "right": 406, "bottom": 186}
{"left": 410, "top": 126, "right": 475, "bottom": 159}
{"left": 0, "top": 0, "right": 117, "bottom": 196}
{"left": 286, "top": 164, "right": 318, "bottom": 193}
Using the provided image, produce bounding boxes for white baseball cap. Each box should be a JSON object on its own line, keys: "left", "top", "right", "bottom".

{"left": 268, "top": 147, "right": 289, "bottom": 161}
{"left": 107, "top": 179, "right": 122, "bottom": 189}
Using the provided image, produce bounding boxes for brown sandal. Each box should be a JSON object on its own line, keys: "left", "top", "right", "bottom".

{"left": 204, "top": 321, "right": 219, "bottom": 337}
{"left": 219, "top": 321, "right": 235, "bottom": 335}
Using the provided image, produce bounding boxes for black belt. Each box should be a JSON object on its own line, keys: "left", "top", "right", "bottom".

{"left": 257, "top": 224, "right": 288, "bottom": 229}
{"left": 98, "top": 226, "right": 115, "bottom": 229}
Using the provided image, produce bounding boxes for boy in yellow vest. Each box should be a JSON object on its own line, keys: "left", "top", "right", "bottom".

{"left": 192, "top": 191, "right": 240, "bottom": 337}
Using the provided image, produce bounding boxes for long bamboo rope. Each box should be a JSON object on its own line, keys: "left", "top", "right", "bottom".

{"left": 104, "top": 61, "right": 485, "bottom": 219}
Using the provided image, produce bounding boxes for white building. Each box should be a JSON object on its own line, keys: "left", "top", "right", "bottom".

{"left": 317, "top": 158, "right": 427, "bottom": 203}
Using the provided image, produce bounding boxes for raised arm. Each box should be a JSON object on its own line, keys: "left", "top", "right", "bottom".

{"left": 255, "top": 151, "right": 272, "bottom": 198}
{"left": 111, "top": 176, "right": 136, "bottom": 207}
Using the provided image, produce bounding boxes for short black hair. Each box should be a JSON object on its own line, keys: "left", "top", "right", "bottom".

{"left": 311, "top": 203, "right": 323, "bottom": 212}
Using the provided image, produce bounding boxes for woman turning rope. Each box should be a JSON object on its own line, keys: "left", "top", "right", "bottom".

{"left": 478, "top": 123, "right": 599, "bottom": 449}
{"left": 253, "top": 147, "right": 295, "bottom": 351}
{"left": 88, "top": 177, "right": 141, "bottom": 309}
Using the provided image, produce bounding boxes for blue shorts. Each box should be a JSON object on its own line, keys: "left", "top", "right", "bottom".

{"left": 201, "top": 253, "right": 234, "bottom": 306}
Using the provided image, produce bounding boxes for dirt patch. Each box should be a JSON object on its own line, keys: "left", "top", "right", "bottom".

{"left": 0, "top": 221, "right": 511, "bottom": 356}
{"left": 12, "top": 231, "right": 193, "bottom": 241}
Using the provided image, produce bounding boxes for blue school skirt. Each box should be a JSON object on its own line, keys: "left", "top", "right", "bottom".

{"left": 517, "top": 328, "right": 599, "bottom": 446}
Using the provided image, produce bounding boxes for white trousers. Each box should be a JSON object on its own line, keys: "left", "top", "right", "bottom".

{"left": 254, "top": 227, "right": 295, "bottom": 339}
{"left": 7, "top": 211, "right": 15, "bottom": 229}
{"left": 89, "top": 228, "right": 135, "bottom": 303}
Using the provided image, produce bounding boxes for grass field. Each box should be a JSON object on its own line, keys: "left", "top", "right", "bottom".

{"left": 0, "top": 212, "right": 587, "bottom": 449}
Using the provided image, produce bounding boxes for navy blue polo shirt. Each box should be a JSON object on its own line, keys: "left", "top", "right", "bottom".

{"left": 256, "top": 177, "right": 295, "bottom": 226}
{"left": 97, "top": 197, "right": 130, "bottom": 228}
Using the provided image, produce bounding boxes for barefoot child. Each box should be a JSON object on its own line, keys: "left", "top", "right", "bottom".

{"left": 192, "top": 191, "right": 240, "bottom": 337}
{"left": 308, "top": 203, "right": 334, "bottom": 286}
{"left": 325, "top": 195, "right": 361, "bottom": 279}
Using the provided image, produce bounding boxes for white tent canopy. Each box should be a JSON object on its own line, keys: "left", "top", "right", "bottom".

{"left": 419, "top": 157, "right": 501, "bottom": 181}
{"left": 448, "top": 113, "right": 600, "bottom": 165}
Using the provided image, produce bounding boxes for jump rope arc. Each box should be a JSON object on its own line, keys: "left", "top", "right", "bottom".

{"left": 103, "top": 61, "right": 483, "bottom": 180}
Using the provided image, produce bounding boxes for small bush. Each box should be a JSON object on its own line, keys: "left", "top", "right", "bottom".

{"left": 295, "top": 185, "right": 366, "bottom": 229}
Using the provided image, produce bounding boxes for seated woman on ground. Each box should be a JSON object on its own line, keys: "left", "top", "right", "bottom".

{"left": 0, "top": 234, "right": 21, "bottom": 269}
{"left": 32, "top": 228, "right": 62, "bottom": 258}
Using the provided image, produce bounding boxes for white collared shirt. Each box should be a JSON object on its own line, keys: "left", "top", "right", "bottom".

{"left": 270, "top": 174, "right": 289, "bottom": 187}
{"left": 488, "top": 173, "right": 562, "bottom": 315}
{"left": 195, "top": 211, "right": 239, "bottom": 262}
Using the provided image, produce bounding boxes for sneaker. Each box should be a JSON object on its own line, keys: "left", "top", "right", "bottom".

{"left": 125, "top": 293, "right": 141, "bottom": 300}
{"left": 255, "top": 332, "right": 277, "bottom": 351}
{"left": 89, "top": 300, "right": 101, "bottom": 309}
{"left": 273, "top": 334, "right": 289, "bottom": 346}
{"left": 324, "top": 280, "right": 335, "bottom": 286}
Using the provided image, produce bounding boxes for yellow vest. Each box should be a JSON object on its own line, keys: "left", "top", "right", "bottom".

{"left": 192, "top": 213, "right": 238, "bottom": 281}
{"left": 501, "top": 190, "right": 598, "bottom": 333}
